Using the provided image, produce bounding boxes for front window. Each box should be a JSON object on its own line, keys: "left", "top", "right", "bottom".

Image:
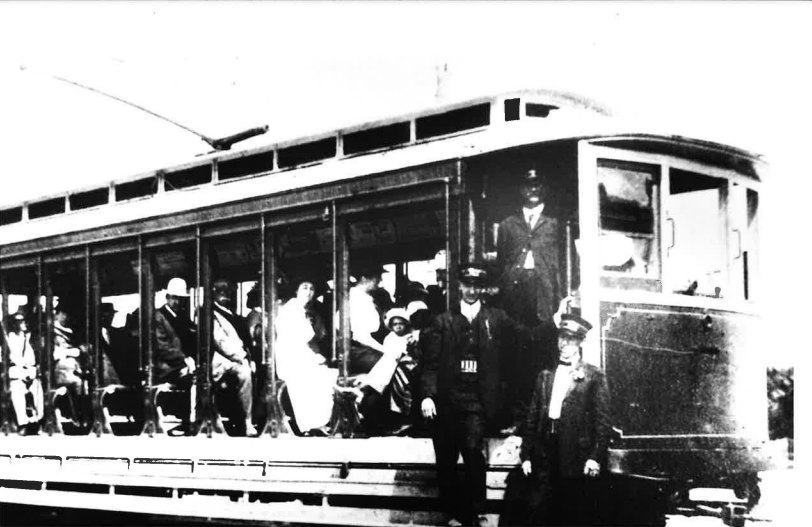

{"left": 663, "top": 169, "right": 726, "bottom": 297}
{"left": 598, "top": 160, "right": 660, "bottom": 290}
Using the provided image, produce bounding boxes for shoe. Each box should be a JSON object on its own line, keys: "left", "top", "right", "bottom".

{"left": 244, "top": 424, "right": 258, "bottom": 437}
{"left": 391, "top": 423, "right": 412, "bottom": 436}
{"left": 305, "top": 426, "right": 329, "bottom": 437}
{"left": 447, "top": 519, "right": 463, "bottom": 527}
{"left": 476, "top": 515, "right": 490, "bottom": 527}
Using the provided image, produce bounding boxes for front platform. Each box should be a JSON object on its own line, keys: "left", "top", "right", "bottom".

{"left": 0, "top": 435, "right": 519, "bottom": 526}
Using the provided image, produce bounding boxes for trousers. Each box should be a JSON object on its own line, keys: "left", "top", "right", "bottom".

{"left": 432, "top": 406, "right": 487, "bottom": 524}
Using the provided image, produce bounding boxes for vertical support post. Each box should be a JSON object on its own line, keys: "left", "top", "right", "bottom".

{"left": 576, "top": 141, "right": 602, "bottom": 367}
{"left": 89, "top": 248, "right": 110, "bottom": 435}
{"left": 0, "top": 267, "right": 16, "bottom": 435}
{"left": 330, "top": 202, "right": 338, "bottom": 365}
{"left": 329, "top": 205, "right": 357, "bottom": 438}
{"left": 339, "top": 216, "right": 351, "bottom": 388}
{"left": 193, "top": 228, "right": 223, "bottom": 436}
{"left": 260, "top": 217, "right": 283, "bottom": 436}
{"left": 565, "top": 221, "right": 573, "bottom": 297}
{"left": 41, "top": 258, "right": 60, "bottom": 435}
{"left": 446, "top": 176, "right": 461, "bottom": 310}
{"left": 140, "top": 237, "right": 160, "bottom": 436}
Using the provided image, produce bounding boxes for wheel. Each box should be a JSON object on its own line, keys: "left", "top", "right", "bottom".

{"left": 732, "top": 473, "right": 762, "bottom": 507}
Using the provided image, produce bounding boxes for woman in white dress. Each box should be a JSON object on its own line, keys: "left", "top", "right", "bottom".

{"left": 275, "top": 279, "right": 338, "bottom": 435}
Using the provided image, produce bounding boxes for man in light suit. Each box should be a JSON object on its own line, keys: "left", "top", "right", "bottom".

{"left": 503, "top": 314, "right": 611, "bottom": 526}
{"left": 211, "top": 278, "right": 256, "bottom": 437}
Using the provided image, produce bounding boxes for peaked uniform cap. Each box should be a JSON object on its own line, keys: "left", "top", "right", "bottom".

{"left": 559, "top": 313, "right": 593, "bottom": 339}
{"left": 522, "top": 169, "right": 544, "bottom": 185}
{"left": 458, "top": 262, "right": 488, "bottom": 285}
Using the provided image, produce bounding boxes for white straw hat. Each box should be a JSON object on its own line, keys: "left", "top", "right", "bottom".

{"left": 166, "top": 277, "right": 190, "bottom": 297}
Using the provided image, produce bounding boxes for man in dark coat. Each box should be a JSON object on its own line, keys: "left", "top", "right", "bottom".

{"left": 503, "top": 314, "right": 611, "bottom": 526}
{"left": 99, "top": 303, "right": 140, "bottom": 386}
{"left": 421, "top": 263, "right": 518, "bottom": 527}
{"left": 496, "top": 168, "right": 566, "bottom": 429}
{"left": 153, "top": 277, "right": 197, "bottom": 389}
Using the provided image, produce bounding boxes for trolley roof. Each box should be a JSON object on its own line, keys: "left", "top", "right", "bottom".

{"left": 0, "top": 89, "right": 764, "bottom": 250}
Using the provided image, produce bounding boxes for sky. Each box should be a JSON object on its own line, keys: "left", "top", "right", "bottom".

{"left": 0, "top": 1, "right": 809, "bottom": 373}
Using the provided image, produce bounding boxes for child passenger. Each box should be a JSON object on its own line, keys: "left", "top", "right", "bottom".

{"left": 357, "top": 308, "right": 418, "bottom": 433}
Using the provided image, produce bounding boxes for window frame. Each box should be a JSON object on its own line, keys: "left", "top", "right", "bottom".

{"left": 577, "top": 141, "right": 762, "bottom": 362}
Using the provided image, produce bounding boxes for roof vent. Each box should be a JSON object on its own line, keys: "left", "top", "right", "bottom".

{"left": 116, "top": 177, "right": 157, "bottom": 201}
{"left": 219, "top": 151, "right": 275, "bottom": 181}
{"left": 164, "top": 164, "right": 212, "bottom": 191}
{"left": 343, "top": 122, "right": 411, "bottom": 155}
{"left": 28, "top": 197, "right": 66, "bottom": 220}
{"left": 504, "top": 98, "right": 521, "bottom": 122}
{"left": 526, "top": 103, "right": 558, "bottom": 118}
{"left": 0, "top": 206, "right": 23, "bottom": 226}
{"left": 278, "top": 138, "right": 337, "bottom": 168}
{"left": 70, "top": 187, "right": 109, "bottom": 211}
{"left": 416, "top": 103, "right": 490, "bottom": 140}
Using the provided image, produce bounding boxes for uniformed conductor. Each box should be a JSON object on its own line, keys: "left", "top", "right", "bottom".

{"left": 421, "top": 263, "right": 517, "bottom": 527}
{"left": 496, "top": 169, "right": 565, "bottom": 428}
{"left": 504, "top": 314, "right": 611, "bottom": 526}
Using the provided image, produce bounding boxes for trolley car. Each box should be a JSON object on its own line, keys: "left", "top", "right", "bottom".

{"left": 0, "top": 89, "right": 769, "bottom": 525}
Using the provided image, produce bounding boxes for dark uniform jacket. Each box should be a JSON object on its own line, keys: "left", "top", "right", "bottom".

{"left": 421, "top": 304, "right": 517, "bottom": 423}
{"left": 153, "top": 305, "right": 196, "bottom": 383}
{"left": 497, "top": 213, "right": 564, "bottom": 324}
{"left": 519, "top": 361, "right": 612, "bottom": 478}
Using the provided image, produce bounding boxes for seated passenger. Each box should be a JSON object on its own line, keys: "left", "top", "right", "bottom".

{"left": 53, "top": 301, "right": 86, "bottom": 389}
{"left": 243, "top": 283, "right": 263, "bottom": 366}
{"left": 53, "top": 301, "right": 91, "bottom": 425}
{"left": 357, "top": 307, "right": 417, "bottom": 435}
{"left": 99, "top": 302, "right": 139, "bottom": 386}
{"left": 211, "top": 279, "right": 256, "bottom": 437}
{"left": 276, "top": 278, "right": 338, "bottom": 436}
{"left": 7, "top": 310, "right": 44, "bottom": 434}
{"left": 154, "top": 278, "right": 196, "bottom": 389}
{"left": 348, "top": 264, "right": 389, "bottom": 374}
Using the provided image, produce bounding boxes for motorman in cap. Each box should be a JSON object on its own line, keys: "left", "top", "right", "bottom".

{"left": 501, "top": 314, "right": 612, "bottom": 526}
{"left": 496, "top": 168, "right": 566, "bottom": 430}
{"left": 421, "top": 262, "right": 518, "bottom": 527}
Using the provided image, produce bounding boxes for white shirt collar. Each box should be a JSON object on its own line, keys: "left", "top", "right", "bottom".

{"left": 523, "top": 203, "right": 545, "bottom": 226}
{"left": 460, "top": 300, "right": 481, "bottom": 323}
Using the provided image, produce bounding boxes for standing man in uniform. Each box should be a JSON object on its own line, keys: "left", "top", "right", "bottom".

{"left": 508, "top": 314, "right": 611, "bottom": 526}
{"left": 421, "top": 263, "right": 517, "bottom": 527}
{"left": 496, "top": 169, "right": 565, "bottom": 430}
